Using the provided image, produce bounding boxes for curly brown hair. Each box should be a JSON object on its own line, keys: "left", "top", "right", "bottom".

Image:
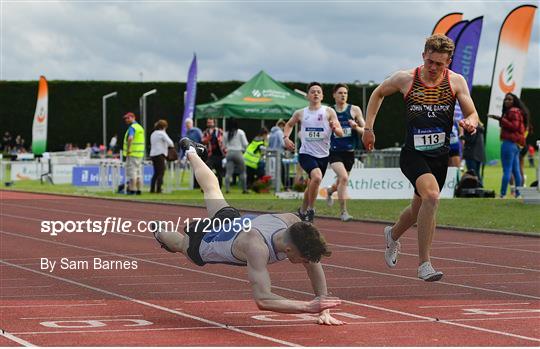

{"left": 424, "top": 34, "right": 455, "bottom": 57}
{"left": 287, "top": 222, "right": 331, "bottom": 263}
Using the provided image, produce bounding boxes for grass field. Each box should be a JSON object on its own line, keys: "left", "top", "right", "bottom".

{"left": 2, "top": 163, "right": 538, "bottom": 234}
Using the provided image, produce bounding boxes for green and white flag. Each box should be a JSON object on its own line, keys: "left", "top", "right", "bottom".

{"left": 32, "top": 76, "right": 48, "bottom": 155}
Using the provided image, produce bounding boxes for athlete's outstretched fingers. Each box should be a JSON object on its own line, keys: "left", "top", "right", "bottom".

{"left": 317, "top": 310, "right": 345, "bottom": 326}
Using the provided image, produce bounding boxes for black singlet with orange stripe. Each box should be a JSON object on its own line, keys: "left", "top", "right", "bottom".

{"left": 404, "top": 66, "right": 457, "bottom": 157}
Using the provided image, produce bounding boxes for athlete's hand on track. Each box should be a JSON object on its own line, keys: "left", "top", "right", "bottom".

{"left": 317, "top": 309, "right": 345, "bottom": 326}
{"left": 284, "top": 137, "right": 295, "bottom": 151}
{"left": 459, "top": 119, "right": 477, "bottom": 135}
{"left": 306, "top": 296, "right": 341, "bottom": 313}
{"left": 362, "top": 131, "right": 375, "bottom": 151}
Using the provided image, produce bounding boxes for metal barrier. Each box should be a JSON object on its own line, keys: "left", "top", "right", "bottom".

{"left": 359, "top": 148, "right": 401, "bottom": 168}
{"left": 99, "top": 160, "right": 124, "bottom": 192}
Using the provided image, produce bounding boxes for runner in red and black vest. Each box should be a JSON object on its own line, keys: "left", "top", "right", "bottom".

{"left": 362, "top": 34, "right": 479, "bottom": 282}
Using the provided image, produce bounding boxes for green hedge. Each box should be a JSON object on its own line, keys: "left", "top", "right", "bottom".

{"left": 1, "top": 80, "right": 538, "bottom": 152}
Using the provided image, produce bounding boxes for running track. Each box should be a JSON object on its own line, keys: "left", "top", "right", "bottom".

{"left": 1, "top": 191, "right": 539, "bottom": 346}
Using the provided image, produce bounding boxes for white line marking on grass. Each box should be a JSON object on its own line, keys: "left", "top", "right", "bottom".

{"left": 2, "top": 230, "right": 539, "bottom": 342}
{"left": 419, "top": 302, "right": 530, "bottom": 308}
{"left": 0, "top": 260, "right": 300, "bottom": 347}
{"left": 0, "top": 330, "right": 35, "bottom": 347}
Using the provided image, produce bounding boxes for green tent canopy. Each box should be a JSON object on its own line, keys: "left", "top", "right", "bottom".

{"left": 196, "top": 70, "right": 308, "bottom": 120}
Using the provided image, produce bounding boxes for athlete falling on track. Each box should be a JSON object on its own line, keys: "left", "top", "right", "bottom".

{"left": 152, "top": 137, "right": 344, "bottom": 325}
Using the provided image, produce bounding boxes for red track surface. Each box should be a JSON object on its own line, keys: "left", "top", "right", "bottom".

{"left": 1, "top": 190, "right": 539, "bottom": 346}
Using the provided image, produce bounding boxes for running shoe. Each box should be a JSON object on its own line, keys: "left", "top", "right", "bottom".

{"left": 384, "top": 226, "right": 400, "bottom": 268}
{"left": 297, "top": 208, "right": 307, "bottom": 221}
{"left": 340, "top": 211, "right": 353, "bottom": 222}
{"left": 326, "top": 187, "right": 334, "bottom": 207}
{"left": 305, "top": 208, "right": 315, "bottom": 223}
{"left": 151, "top": 222, "right": 175, "bottom": 253}
{"left": 179, "top": 137, "right": 208, "bottom": 160}
{"left": 417, "top": 261, "right": 443, "bottom": 282}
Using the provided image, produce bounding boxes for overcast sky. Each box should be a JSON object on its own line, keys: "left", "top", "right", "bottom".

{"left": 2, "top": 0, "right": 539, "bottom": 87}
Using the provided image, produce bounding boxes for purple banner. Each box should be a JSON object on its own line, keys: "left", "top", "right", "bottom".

{"left": 181, "top": 54, "right": 198, "bottom": 137}
{"left": 446, "top": 18, "right": 483, "bottom": 154}
{"left": 445, "top": 20, "right": 468, "bottom": 43}
{"left": 451, "top": 17, "right": 483, "bottom": 91}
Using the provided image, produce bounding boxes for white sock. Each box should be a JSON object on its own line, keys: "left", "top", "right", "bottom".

{"left": 186, "top": 146, "right": 196, "bottom": 154}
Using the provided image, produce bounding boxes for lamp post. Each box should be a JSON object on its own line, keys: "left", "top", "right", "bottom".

{"left": 353, "top": 80, "right": 375, "bottom": 113}
{"left": 102, "top": 91, "right": 118, "bottom": 149}
{"left": 141, "top": 89, "right": 157, "bottom": 156}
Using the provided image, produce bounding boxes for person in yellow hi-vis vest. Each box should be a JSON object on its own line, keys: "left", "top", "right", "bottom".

{"left": 243, "top": 127, "right": 268, "bottom": 189}
{"left": 123, "top": 112, "right": 145, "bottom": 195}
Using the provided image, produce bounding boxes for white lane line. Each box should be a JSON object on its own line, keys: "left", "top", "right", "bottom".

{"left": 0, "top": 293, "right": 79, "bottom": 298}
{"left": 180, "top": 300, "right": 253, "bottom": 304}
{"left": 2, "top": 230, "right": 539, "bottom": 342}
{"left": 419, "top": 302, "right": 531, "bottom": 309}
{"left": 0, "top": 303, "right": 107, "bottom": 308}
{"left": 485, "top": 280, "right": 540, "bottom": 285}
{"left": 330, "top": 284, "right": 424, "bottom": 289}
{"left": 8, "top": 316, "right": 540, "bottom": 336}
{"left": 323, "top": 263, "right": 540, "bottom": 300}
{"left": 4, "top": 203, "right": 539, "bottom": 256}
{"left": 91, "top": 274, "right": 181, "bottom": 279}
{"left": 368, "top": 293, "right": 473, "bottom": 299}
{"left": 20, "top": 314, "right": 143, "bottom": 320}
{"left": 0, "top": 260, "right": 300, "bottom": 347}
{"left": 4, "top": 211, "right": 537, "bottom": 273}
{"left": 118, "top": 281, "right": 216, "bottom": 286}
{"left": 329, "top": 242, "right": 540, "bottom": 273}
{"left": 446, "top": 273, "right": 525, "bottom": 277}
{"left": 0, "top": 330, "right": 35, "bottom": 347}
{"left": 150, "top": 289, "right": 251, "bottom": 294}
{"left": 281, "top": 276, "right": 373, "bottom": 281}
{"left": 0, "top": 285, "right": 52, "bottom": 289}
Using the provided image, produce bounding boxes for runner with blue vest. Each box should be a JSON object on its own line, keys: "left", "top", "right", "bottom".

{"left": 152, "top": 137, "right": 344, "bottom": 325}
{"left": 326, "top": 83, "right": 365, "bottom": 221}
{"left": 283, "top": 82, "right": 343, "bottom": 223}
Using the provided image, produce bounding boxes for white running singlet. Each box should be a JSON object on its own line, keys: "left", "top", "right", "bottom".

{"left": 299, "top": 106, "right": 331, "bottom": 158}
{"left": 199, "top": 214, "right": 288, "bottom": 266}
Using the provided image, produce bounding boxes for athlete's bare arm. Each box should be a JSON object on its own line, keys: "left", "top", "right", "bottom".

{"left": 450, "top": 72, "right": 479, "bottom": 134}
{"left": 362, "top": 70, "right": 413, "bottom": 151}
{"left": 245, "top": 233, "right": 341, "bottom": 314}
{"left": 303, "top": 262, "right": 344, "bottom": 325}
{"left": 327, "top": 108, "right": 344, "bottom": 137}
{"left": 349, "top": 105, "right": 366, "bottom": 136}
{"left": 283, "top": 109, "right": 302, "bottom": 151}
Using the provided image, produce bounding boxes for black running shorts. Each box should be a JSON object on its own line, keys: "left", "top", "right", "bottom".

{"left": 399, "top": 147, "right": 449, "bottom": 196}
{"left": 329, "top": 151, "right": 355, "bottom": 172}
{"left": 185, "top": 206, "right": 241, "bottom": 266}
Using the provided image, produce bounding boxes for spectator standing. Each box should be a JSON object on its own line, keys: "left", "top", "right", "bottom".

{"left": 123, "top": 112, "right": 145, "bottom": 195}
{"left": 202, "top": 118, "right": 226, "bottom": 187}
{"left": 244, "top": 127, "right": 269, "bottom": 189}
{"left": 462, "top": 121, "right": 486, "bottom": 186}
{"left": 185, "top": 119, "right": 203, "bottom": 143}
{"left": 489, "top": 93, "right": 528, "bottom": 198}
{"left": 223, "top": 118, "right": 248, "bottom": 193}
{"left": 150, "top": 119, "right": 174, "bottom": 193}
{"left": 268, "top": 119, "right": 287, "bottom": 187}
{"left": 2, "top": 132, "right": 12, "bottom": 153}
